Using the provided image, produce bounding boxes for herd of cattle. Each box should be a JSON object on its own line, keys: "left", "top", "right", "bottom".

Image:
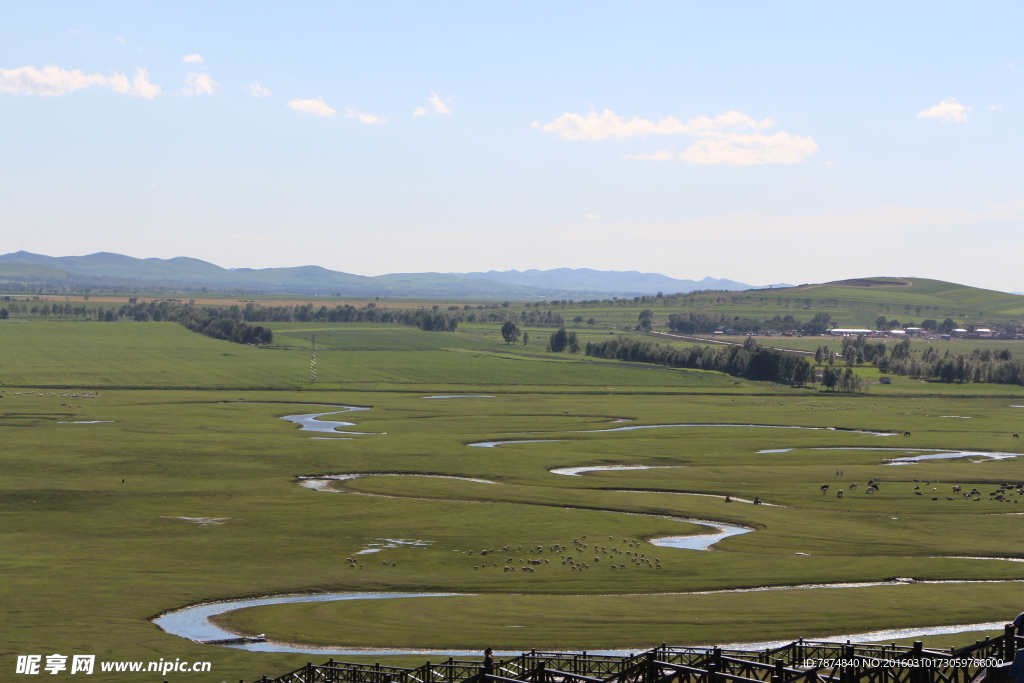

{"left": 819, "top": 480, "right": 1024, "bottom": 502}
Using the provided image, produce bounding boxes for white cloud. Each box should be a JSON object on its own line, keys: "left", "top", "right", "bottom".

{"left": 182, "top": 54, "right": 203, "bottom": 63}
{"left": 288, "top": 97, "right": 336, "bottom": 117}
{"left": 625, "top": 133, "right": 817, "bottom": 165}
{"left": 917, "top": 97, "right": 970, "bottom": 122}
{"left": 181, "top": 72, "right": 220, "bottom": 96}
{"left": 114, "top": 36, "right": 126, "bottom": 45}
{"left": 585, "top": 214, "right": 601, "bottom": 219}
{"left": 546, "top": 108, "right": 817, "bottom": 165}
{"left": 988, "top": 104, "right": 1003, "bottom": 111}
{"left": 428, "top": 92, "right": 452, "bottom": 114}
{"left": 345, "top": 107, "right": 384, "bottom": 124}
{"left": 533, "top": 109, "right": 774, "bottom": 142}
{"left": 679, "top": 131, "right": 818, "bottom": 165}
{"left": 0, "top": 65, "right": 161, "bottom": 98}
{"left": 413, "top": 92, "right": 452, "bottom": 116}
{"left": 247, "top": 81, "right": 271, "bottom": 97}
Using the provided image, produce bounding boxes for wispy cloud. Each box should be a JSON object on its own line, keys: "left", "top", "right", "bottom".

{"left": 288, "top": 97, "right": 336, "bottom": 117}
{"left": 181, "top": 72, "right": 220, "bottom": 96}
{"left": 182, "top": 54, "right": 203, "bottom": 63}
{"left": 114, "top": 36, "right": 126, "bottom": 45}
{"left": 988, "top": 104, "right": 1003, "bottom": 111}
{"left": 917, "top": 97, "right": 970, "bottom": 122}
{"left": 538, "top": 108, "right": 816, "bottom": 165}
{"left": 534, "top": 109, "right": 774, "bottom": 141}
{"left": 585, "top": 214, "right": 601, "bottom": 219}
{"left": 0, "top": 65, "right": 161, "bottom": 98}
{"left": 413, "top": 92, "right": 452, "bottom": 116}
{"left": 345, "top": 107, "right": 384, "bottom": 124}
{"left": 678, "top": 132, "right": 819, "bottom": 165}
{"left": 247, "top": 81, "right": 271, "bottom": 97}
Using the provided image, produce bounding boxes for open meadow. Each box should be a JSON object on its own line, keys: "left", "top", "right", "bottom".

{"left": 3, "top": 318, "right": 1024, "bottom": 681}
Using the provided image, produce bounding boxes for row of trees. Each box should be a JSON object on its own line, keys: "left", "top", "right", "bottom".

{"left": 584, "top": 336, "right": 814, "bottom": 386}
{"left": 179, "top": 314, "right": 274, "bottom": 345}
{"left": 877, "top": 350, "right": 1022, "bottom": 384}
{"left": 664, "top": 311, "right": 837, "bottom": 336}
{"left": 828, "top": 335, "right": 1023, "bottom": 386}
{"left": 0, "top": 299, "right": 272, "bottom": 345}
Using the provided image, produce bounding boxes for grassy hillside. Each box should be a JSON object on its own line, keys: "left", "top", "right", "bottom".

{"left": 706, "top": 277, "right": 1024, "bottom": 324}
{"left": 0, "top": 321, "right": 743, "bottom": 391}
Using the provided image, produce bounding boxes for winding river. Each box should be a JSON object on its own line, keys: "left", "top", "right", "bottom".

{"left": 153, "top": 583, "right": 1019, "bottom": 656}
{"left": 164, "top": 407, "right": 1021, "bottom": 656}
{"left": 280, "top": 406, "right": 377, "bottom": 436}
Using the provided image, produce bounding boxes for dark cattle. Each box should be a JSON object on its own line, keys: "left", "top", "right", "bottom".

{"left": 1015, "top": 434, "right": 1020, "bottom": 440}
{"left": 903, "top": 431, "right": 911, "bottom": 437}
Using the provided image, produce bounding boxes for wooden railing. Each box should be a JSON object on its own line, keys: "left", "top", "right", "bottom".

{"left": 246, "top": 628, "right": 1020, "bottom": 683}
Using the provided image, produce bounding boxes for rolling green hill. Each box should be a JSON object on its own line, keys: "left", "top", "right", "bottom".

{"left": 672, "top": 277, "right": 1024, "bottom": 328}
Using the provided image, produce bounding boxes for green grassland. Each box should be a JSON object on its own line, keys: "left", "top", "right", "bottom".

{"left": 4, "top": 319, "right": 1024, "bottom": 681}
{"left": 0, "top": 321, "right": 741, "bottom": 391}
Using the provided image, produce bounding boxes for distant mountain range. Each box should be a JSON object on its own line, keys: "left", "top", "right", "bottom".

{"left": 0, "top": 251, "right": 784, "bottom": 298}
{"left": 454, "top": 268, "right": 779, "bottom": 294}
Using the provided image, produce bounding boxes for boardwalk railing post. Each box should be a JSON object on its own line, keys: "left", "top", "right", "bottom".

{"left": 1006, "top": 625, "right": 1017, "bottom": 662}
{"left": 910, "top": 641, "right": 923, "bottom": 683}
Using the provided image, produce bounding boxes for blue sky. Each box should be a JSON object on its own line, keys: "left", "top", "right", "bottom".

{"left": 1, "top": 1, "right": 1021, "bottom": 290}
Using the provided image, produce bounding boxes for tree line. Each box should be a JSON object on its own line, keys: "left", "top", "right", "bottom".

{"left": 876, "top": 346, "right": 1022, "bottom": 384}
{"left": 665, "top": 311, "right": 837, "bottom": 335}
{"left": 584, "top": 336, "right": 814, "bottom": 386}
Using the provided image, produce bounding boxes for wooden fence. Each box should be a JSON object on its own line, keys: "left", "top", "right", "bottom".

{"left": 245, "top": 627, "right": 1020, "bottom": 683}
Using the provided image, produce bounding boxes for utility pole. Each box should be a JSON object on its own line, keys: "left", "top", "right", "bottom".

{"left": 309, "top": 333, "right": 317, "bottom": 383}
